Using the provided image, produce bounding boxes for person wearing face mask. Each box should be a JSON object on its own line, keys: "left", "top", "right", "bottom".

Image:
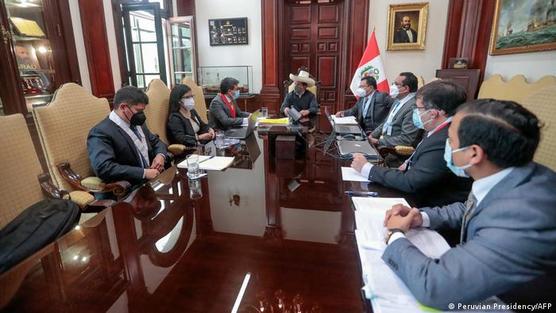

{"left": 335, "top": 76, "right": 394, "bottom": 134}
{"left": 209, "top": 77, "right": 250, "bottom": 131}
{"left": 369, "top": 72, "right": 421, "bottom": 167}
{"left": 351, "top": 80, "right": 471, "bottom": 207}
{"left": 87, "top": 86, "right": 168, "bottom": 185}
{"left": 167, "top": 84, "right": 215, "bottom": 148}
{"left": 280, "top": 70, "right": 318, "bottom": 117}
{"left": 381, "top": 99, "right": 556, "bottom": 310}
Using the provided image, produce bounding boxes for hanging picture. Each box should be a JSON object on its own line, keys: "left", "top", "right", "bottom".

{"left": 489, "top": 0, "right": 556, "bottom": 55}
{"left": 209, "top": 17, "right": 248, "bottom": 46}
{"left": 387, "top": 3, "right": 429, "bottom": 51}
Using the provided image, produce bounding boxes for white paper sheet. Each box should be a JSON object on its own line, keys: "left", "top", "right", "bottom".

{"left": 177, "top": 155, "right": 235, "bottom": 171}
{"left": 331, "top": 115, "right": 358, "bottom": 125}
{"left": 341, "top": 167, "right": 370, "bottom": 182}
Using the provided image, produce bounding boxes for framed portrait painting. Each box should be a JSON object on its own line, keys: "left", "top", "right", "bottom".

{"left": 387, "top": 3, "right": 429, "bottom": 51}
{"left": 489, "top": 0, "right": 556, "bottom": 55}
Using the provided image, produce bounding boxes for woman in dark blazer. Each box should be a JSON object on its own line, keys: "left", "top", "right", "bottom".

{"left": 167, "top": 84, "right": 215, "bottom": 147}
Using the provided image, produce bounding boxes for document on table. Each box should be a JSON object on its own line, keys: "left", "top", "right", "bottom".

{"left": 352, "top": 196, "right": 451, "bottom": 313}
{"left": 331, "top": 115, "right": 358, "bottom": 125}
{"left": 177, "top": 155, "right": 235, "bottom": 171}
{"left": 341, "top": 167, "right": 370, "bottom": 182}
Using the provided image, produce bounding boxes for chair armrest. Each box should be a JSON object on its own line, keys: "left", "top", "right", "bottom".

{"left": 38, "top": 173, "right": 69, "bottom": 199}
{"left": 394, "top": 145, "right": 415, "bottom": 156}
{"left": 56, "top": 161, "right": 87, "bottom": 191}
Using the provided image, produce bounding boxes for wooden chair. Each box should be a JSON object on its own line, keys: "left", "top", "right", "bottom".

{"left": 32, "top": 83, "right": 129, "bottom": 199}
{"left": 521, "top": 86, "right": 556, "bottom": 171}
{"left": 145, "top": 79, "right": 197, "bottom": 157}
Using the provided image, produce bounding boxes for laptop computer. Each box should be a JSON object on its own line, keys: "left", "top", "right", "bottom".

{"left": 224, "top": 110, "right": 261, "bottom": 139}
{"left": 337, "top": 140, "right": 378, "bottom": 159}
{"left": 324, "top": 107, "right": 363, "bottom": 136}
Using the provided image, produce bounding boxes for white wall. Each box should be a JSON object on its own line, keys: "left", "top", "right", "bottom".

{"left": 194, "top": 0, "right": 263, "bottom": 93}
{"left": 368, "top": 0, "right": 449, "bottom": 83}
{"left": 485, "top": 51, "right": 556, "bottom": 82}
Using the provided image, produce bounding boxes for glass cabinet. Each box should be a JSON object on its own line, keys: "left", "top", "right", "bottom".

{"left": 0, "top": 0, "right": 79, "bottom": 115}
{"left": 197, "top": 65, "right": 253, "bottom": 95}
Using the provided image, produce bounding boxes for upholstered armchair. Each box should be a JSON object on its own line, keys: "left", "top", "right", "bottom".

{"left": 32, "top": 83, "right": 130, "bottom": 200}
{"left": 145, "top": 79, "right": 198, "bottom": 158}
{"left": 521, "top": 86, "right": 556, "bottom": 171}
{"left": 0, "top": 115, "right": 107, "bottom": 228}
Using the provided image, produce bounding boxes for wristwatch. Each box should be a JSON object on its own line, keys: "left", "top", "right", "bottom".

{"left": 385, "top": 228, "right": 405, "bottom": 244}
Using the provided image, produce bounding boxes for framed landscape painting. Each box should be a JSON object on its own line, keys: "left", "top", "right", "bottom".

{"left": 490, "top": 0, "right": 556, "bottom": 55}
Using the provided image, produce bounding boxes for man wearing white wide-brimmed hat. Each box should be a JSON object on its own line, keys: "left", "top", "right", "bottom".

{"left": 280, "top": 70, "right": 319, "bottom": 117}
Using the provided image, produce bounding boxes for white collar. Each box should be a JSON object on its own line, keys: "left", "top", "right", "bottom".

{"left": 472, "top": 167, "right": 515, "bottom": 206}
{"left": 109, "top": 110, "right": 130, "bottom": 128}
{"left": 397, "top": 92, "right": 416, "bottom": 106}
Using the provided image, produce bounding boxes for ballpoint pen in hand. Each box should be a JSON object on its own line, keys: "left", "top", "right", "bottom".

{"left": 344, "top": 191, "right": 379, "bottom": 197}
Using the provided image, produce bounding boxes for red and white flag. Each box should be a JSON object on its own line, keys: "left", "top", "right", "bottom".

{"left": 350, "top": 31, "right": 389, "bottom": 96}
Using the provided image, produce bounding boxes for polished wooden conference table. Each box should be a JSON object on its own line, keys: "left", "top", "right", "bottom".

{"left": 0, "top": 115, "right": 411, "bottom": 313}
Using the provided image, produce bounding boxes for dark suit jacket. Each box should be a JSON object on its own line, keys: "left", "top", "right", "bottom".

{"left": 167, "top": 109, "right": 210, "bottom": 147}
{"left": 394, "top": 28, "right": 417, "bottom": 43}
{"left": 87, "top": 117, "right": 167, "bottom": 185}
{"left": 382, "top": 162, "right": 556, "bottom": 309}
{"left": 343, "top": 91, "right": 394, "bottom": 133}
{"left": 368, "top": 125, "right": 472, "bottom": 207}
{"left": 209, "top": 94, "right": 249, "bottom": 130}
{"left": 371, "top": 96, "right": 420, "bottom": 147}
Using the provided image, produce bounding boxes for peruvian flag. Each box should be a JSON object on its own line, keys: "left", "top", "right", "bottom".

{"left": 350, "top": 31, "right": 389, "bottom": 96}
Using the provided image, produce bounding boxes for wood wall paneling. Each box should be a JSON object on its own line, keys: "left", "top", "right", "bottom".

{"left": 79, "top": 0, "right": 115, "bottom": 99}
{"left": 441, "top": 0, "right": 495, "bottom": 83}
{"left": 260, "top": 0, "right": 282, "bottom": 113}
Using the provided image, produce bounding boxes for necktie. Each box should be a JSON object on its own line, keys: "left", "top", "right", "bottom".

{"left": 130, "top": 126, "right": 148, "bottom": 168}
{"left": 460, "top": 192, "right": 477, "bottom": 244}
{"left": 362, "top": 96, "right": 371, "bottom": 118}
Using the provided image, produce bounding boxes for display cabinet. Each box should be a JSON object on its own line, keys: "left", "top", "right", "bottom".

{"left": 0, "top": 0, "right": 79, "bottom": 115}
{"left": 197, "top": 65, "right": 253, "bottom": 95}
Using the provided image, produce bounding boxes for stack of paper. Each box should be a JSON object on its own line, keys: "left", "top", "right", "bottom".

{"left": 331, "top": 115, "right": 357, "bottom": 125}
{"left": 177, "top": 155, "right": 235, "bottom": 171}
{"left": 258, "top": 117, "right": 290, "bottom": 125}
{"left": 352, "top": 196, "right": 451, "bottom": 313}
{"left": 341, "top": 167, "right": 370, "bottom": 182}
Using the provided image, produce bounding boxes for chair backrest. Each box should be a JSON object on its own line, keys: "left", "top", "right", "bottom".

{"left": 145, "top": 79, "right": 171, "bottom": 144}
{"left": 33, "top": 83, "right": 110, "bottom": 190}
{"left": 520, "top": 86, "right": 556, "bottom": 171}
{"left": 478, "top": 74, "right": 556, "bottom": 103}
{"left": 0, "top": 114, "right": 44, "bottom": 228}
{"left": 417, "top": 76, "right": 425, "bottom": 88}
{"left": 288, "top": 82, "right": 317, "bottom": 96}
{"left": 182, "top": 77, "right": 208, "bottom": 123}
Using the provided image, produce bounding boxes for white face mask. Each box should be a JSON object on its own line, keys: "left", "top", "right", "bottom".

{"left": 389, "top": 84, "right": 400, "bottom": 98}
{"left": 181, "top": 98, "right": 195, "bottom": 111}
{"left": 354, "top": 87, "right": 367, "bottom": 98}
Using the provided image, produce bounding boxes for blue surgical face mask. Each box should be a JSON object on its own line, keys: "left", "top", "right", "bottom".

{"left": 233, "top": 90, "right": 240, "bottom": 100}
{"left": 412, "top": 108, "right": 433, "bottom": 129}
{"left": 444, "top": 139, "right": 471, "bottom": 178}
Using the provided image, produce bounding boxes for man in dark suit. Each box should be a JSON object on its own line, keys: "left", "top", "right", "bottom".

{"left": 335, "top": 76, "right": 394, "bottom": 134}
{"left": 87, "top": 86, "right": 168, "bottom": 186}
{"left": 394, "top": 16, "right": 417, "bottom": 43}
{"left": 382, "top": 99, "right": 556, "bottom": 309}
{"left": 209, "top": 77, "right": 250, "bottom": 130}
{"left": 351, "top": 80, "right": 472, "bottom": 207}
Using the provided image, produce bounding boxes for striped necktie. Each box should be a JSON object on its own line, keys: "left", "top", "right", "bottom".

{"left": 130, "top": 126, "right": 148, "bottom": 168}
{"left": 460, "top": 192, "right": 477, "bottom": 244}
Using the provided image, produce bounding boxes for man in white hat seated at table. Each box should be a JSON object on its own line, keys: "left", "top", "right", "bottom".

{"left": 280, "top": 70, "right": 319, "bottom": 118}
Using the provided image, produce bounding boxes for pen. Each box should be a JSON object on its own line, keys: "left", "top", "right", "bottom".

{"left": 344, "top": 191, "right": 379, "bottom": 197}
{"left": 198, "top": 155, "right": 215, "bottom": 164}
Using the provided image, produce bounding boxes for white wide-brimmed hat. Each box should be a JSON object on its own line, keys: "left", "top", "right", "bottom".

{"left": 289, "top": 70, "right": 315, "bottom": 87}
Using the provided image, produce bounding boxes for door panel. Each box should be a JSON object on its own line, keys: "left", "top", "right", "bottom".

{"left": 284, "top": 0, "right": 344, "bottom": 112}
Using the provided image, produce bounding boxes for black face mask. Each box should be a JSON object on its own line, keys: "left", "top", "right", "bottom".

{"left": 129, "top": 111, "right": 146, "bottom": 126}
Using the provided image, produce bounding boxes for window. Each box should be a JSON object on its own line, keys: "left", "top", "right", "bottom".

{"left": 120, "top": 2, "right": 168, "bottom": 88}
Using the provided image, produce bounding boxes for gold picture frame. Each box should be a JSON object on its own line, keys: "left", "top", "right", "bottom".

{"left": 489, "top": 0, "right": 556, "bottom": 56}
{"left": 387, "top": 2, "right": 429, "bottom": 51}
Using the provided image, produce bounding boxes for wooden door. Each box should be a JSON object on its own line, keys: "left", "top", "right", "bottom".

{"left": 284, "top": 0, "right": 344, "bottom": 112}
